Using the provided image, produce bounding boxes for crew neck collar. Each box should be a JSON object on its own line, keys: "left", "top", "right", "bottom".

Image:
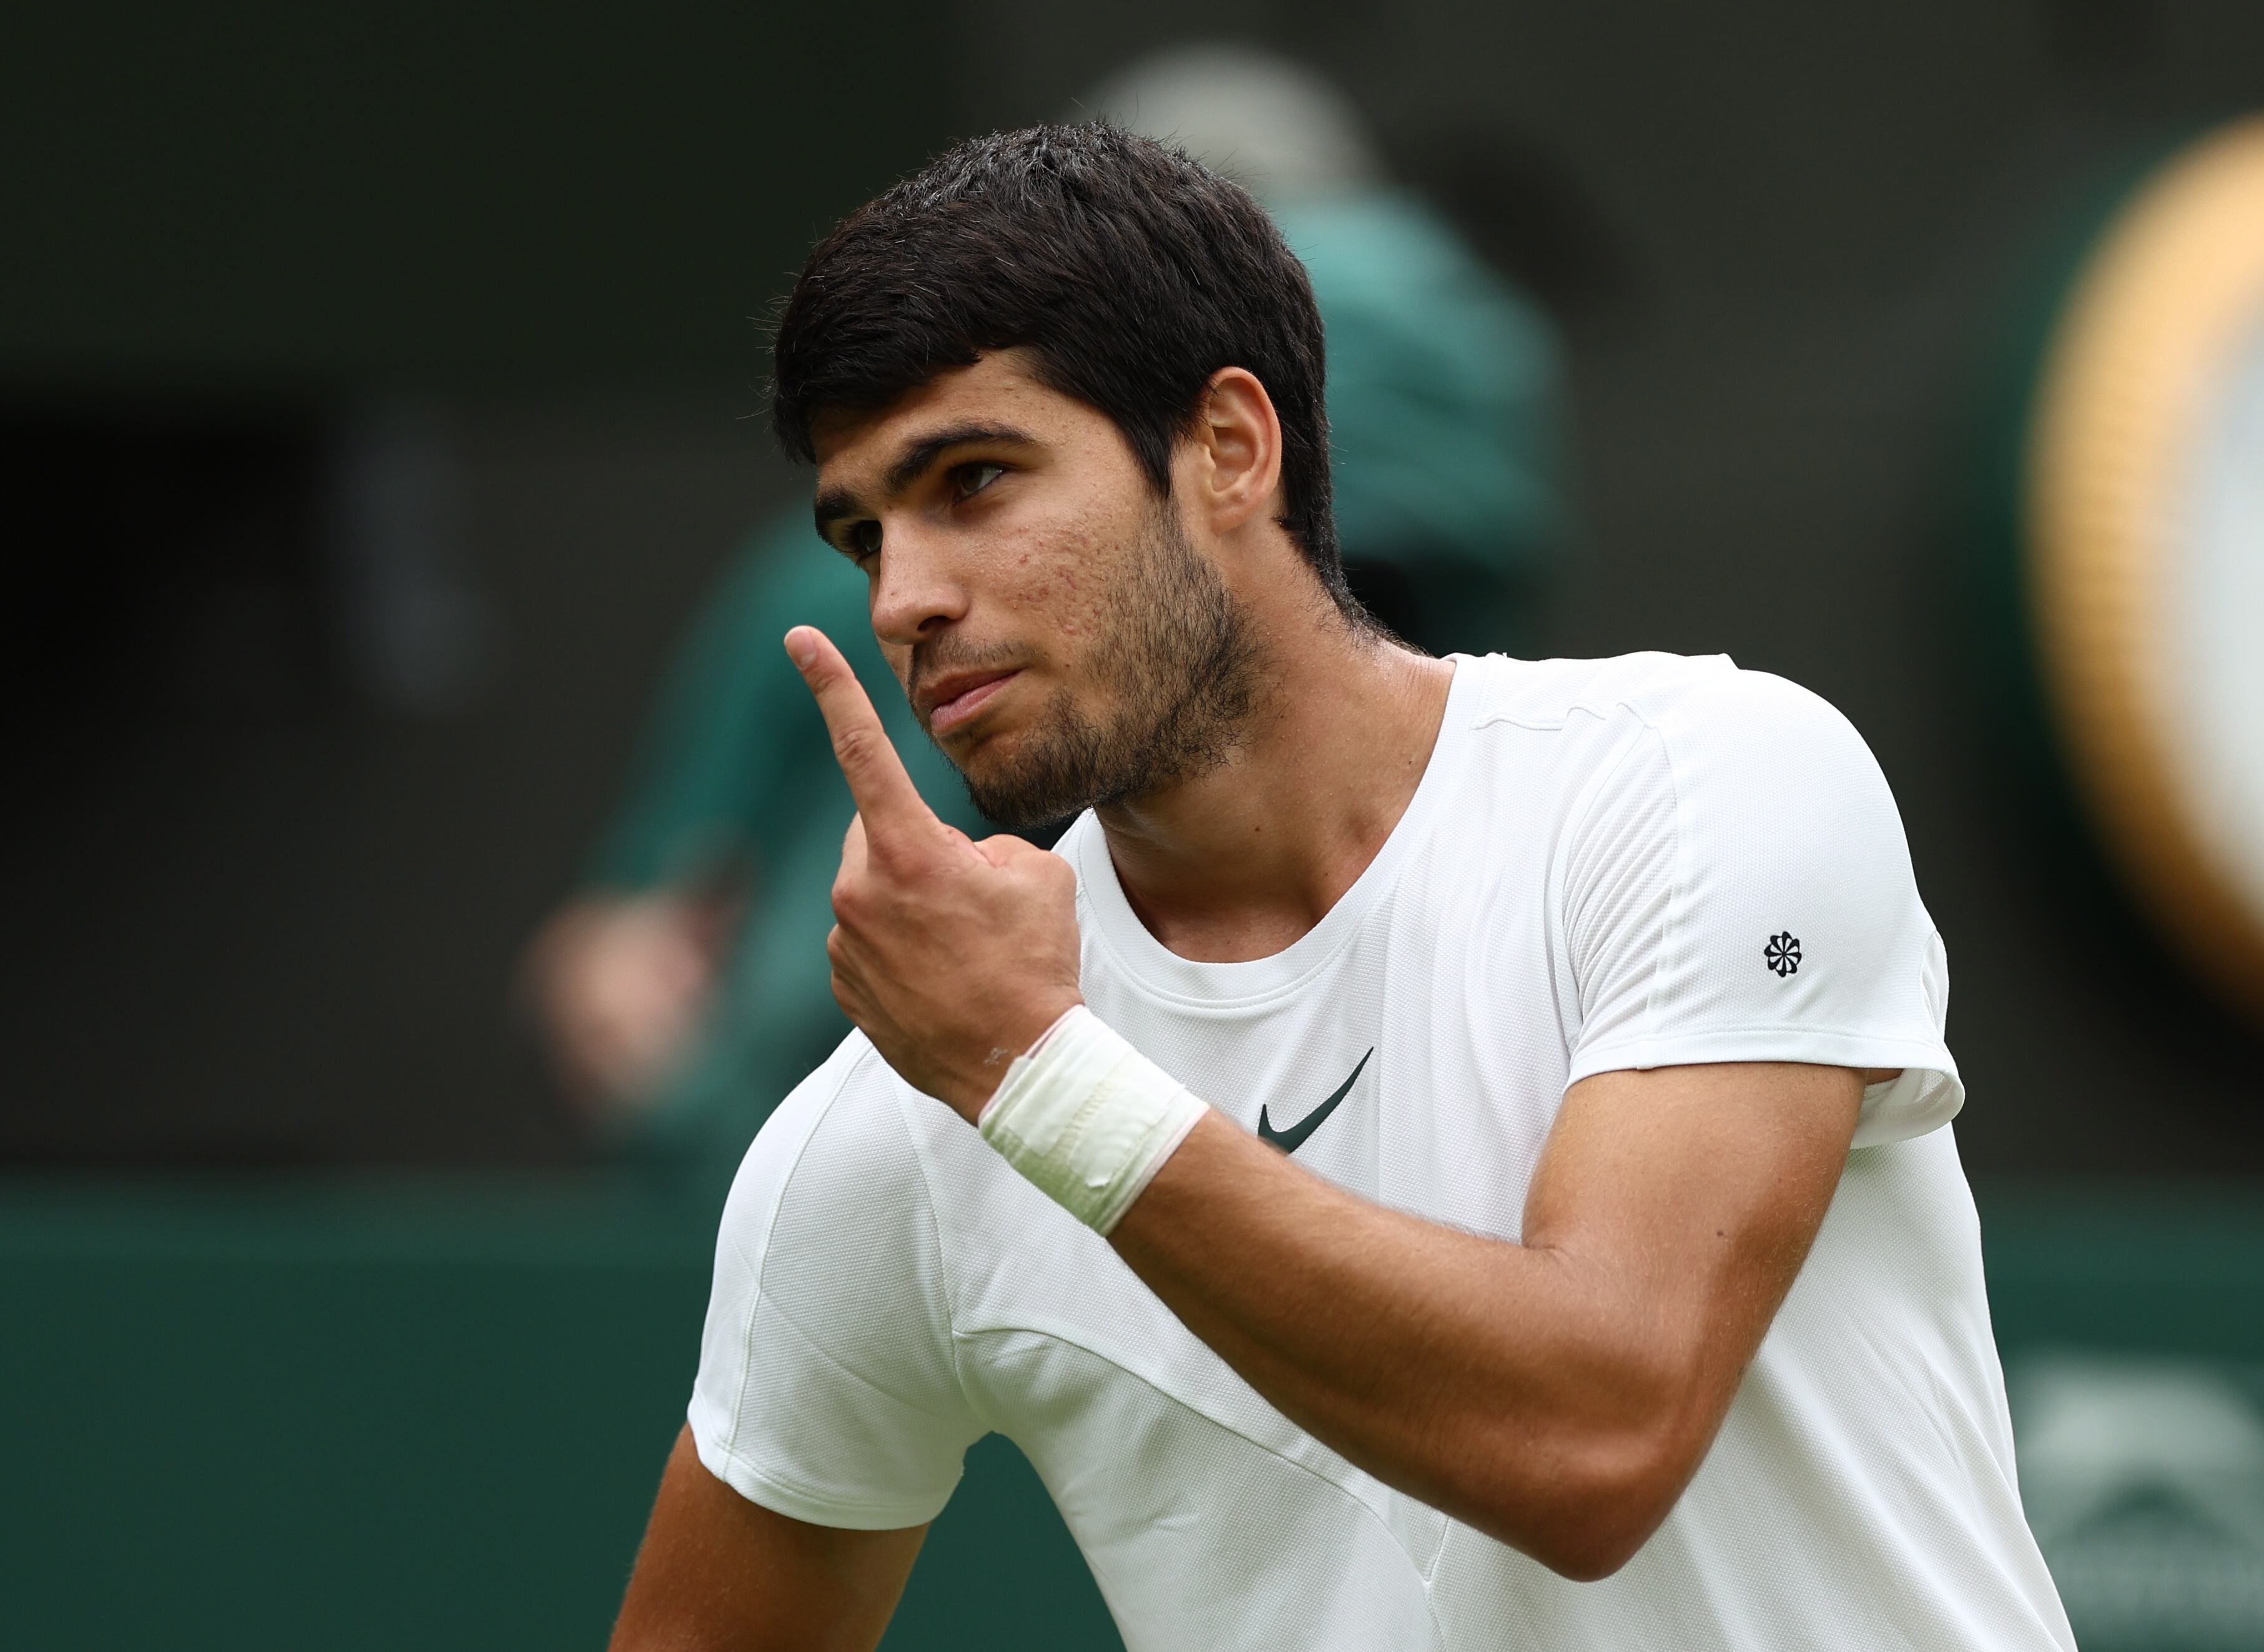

{"left": 1069, "top": 654, "right": 1484, "bottom": 1010}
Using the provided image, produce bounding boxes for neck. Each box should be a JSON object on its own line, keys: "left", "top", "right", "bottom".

{"left": 1095, "top": 600, "right": 1456, "bottom": 963}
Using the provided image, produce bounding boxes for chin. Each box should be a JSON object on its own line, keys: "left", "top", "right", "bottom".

{"left": 945, "top": 696, "right": 1046, "bottom": 765}
{"left": 960, "top": 748, "right": 1092, "bottom": 834}
{"left": 937, "top": 718, "right": 1002, "bottom": 771}
{"left": 948, "top": 731, "right": 1026, "bottom": 798}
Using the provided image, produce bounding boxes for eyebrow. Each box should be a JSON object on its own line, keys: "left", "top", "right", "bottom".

{"left": 812, "top": 421, "right": 1039, "bottom": 538}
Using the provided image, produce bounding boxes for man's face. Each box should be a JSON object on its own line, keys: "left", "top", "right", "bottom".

{"left": 810, "top": 351, "right": 1261, "bottom": 828}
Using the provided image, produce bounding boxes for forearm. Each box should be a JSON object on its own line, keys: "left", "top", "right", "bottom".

{"left": 1105, "top": 1111, "right": 1705, "bottom": 1573}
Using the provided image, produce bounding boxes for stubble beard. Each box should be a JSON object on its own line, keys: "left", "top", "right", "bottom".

{"left": 956, "top": 507, "right": 1264, "bottom": 832}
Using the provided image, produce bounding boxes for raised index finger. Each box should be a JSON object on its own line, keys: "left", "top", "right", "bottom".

{"left": 785, "top": 626, "right": 937, "bottom": 843}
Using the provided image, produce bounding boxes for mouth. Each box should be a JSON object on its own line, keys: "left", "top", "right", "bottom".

{"left": 920, "top": 668, "right": 1021, "bottom": 736}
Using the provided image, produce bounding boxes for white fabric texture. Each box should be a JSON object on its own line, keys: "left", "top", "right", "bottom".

{"left": 978, "top": 1005, "right": 1209, "bottom": 1233}
{"left": 689, "top": 651, "right": 2074, "bottom": 1651}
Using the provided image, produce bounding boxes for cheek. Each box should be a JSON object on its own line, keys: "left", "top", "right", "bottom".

{"left": 1046, "top": 563, "right": 1095, "bottom": 642}
{"left": 993, "top": 521, "right": 1109, "bottom": 644}
{"left": 1025, "top": 484, "right": 1155, "bottom": 631}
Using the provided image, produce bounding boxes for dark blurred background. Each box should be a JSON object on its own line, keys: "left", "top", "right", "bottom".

{"left": 8, "top": 0, "right": 2263, "bottom": 1174}
{"left": 6, "top": 3, "right": 2263, "bottom": 1648}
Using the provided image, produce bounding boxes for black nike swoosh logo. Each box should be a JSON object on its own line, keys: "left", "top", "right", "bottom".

{"left": 1257, "top": 1048, "right": 1374, "bottom": 1154}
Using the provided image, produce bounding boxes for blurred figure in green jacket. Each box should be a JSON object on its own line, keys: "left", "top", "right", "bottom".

{"left": 523, "top": 45, "right": 1567, "bottom": 1164}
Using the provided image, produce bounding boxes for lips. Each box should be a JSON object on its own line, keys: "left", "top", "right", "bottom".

{"left": 922, "top": 669, "right": 1019, "bottom": 735}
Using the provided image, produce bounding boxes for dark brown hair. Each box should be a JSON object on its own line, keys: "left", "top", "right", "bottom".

{"left": 770, "top": 123, "right": 1346, "bottom": 597}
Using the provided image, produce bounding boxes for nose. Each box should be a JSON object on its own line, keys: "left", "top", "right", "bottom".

{"left": 867, "top": 525, "right": 969, "bottom": 648}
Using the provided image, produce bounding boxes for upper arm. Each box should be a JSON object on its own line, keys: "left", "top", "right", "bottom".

{"left": 1527, "top": 1060, "right": 1861, "bottom": 1394}
{"left": 1513, "top": 1059, "right": 1862, "bottom": 1573}
{"left": 611, "top": 1425, "right": 925, "bottom": 1652}
{"left": 1529, "top": 672, "right": 1954, "bottom": 1560}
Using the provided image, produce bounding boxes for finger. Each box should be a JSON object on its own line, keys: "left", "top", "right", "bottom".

{"left": 834, "top": 815, "right": 869, "bottom": 907}
{"left": 785, "top": 626, "right": 937, "bottom": 844}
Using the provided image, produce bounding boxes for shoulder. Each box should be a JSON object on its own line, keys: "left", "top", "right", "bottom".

{"left": 713, "top": 1032, "right": 939, "bottom": 1282}
{"left": 1461, "top": 652, "right": 1881, "bottom": 790}
{"left": 1459, "top": 648, "right": 1823, "bottom": 730}
{"left": 693, "top": 1033, "right": 987, "bottom": 1528}
{"left": 1538, "top": 658, "right": 1955, "bottom": 1127}
{"left": 704, "top": 1030, "right": 970, "bottom": 1410}
{"left": 1633, "top": 660, "right": 1874, "bottom": 775}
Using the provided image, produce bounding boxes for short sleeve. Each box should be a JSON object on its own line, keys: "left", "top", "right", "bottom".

{"left": 1560, "top": 671, "right": 1961, "bottom": 1146}
{"left": 687, "top": 1038, "right": 987, "bottom": 1528}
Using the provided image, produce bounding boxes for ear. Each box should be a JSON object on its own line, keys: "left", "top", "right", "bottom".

{"left": 1188, "top": 367, "right": 1285, "bottom": 534}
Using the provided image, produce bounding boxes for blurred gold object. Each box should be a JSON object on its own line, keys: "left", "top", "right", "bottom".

{"left": 2028, "top": 115, "right": 2264, "bottom": 1022}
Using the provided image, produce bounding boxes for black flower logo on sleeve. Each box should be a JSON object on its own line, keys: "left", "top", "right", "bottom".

{"left": 1765, "top": 932, "right": 1802, "bottom": 976}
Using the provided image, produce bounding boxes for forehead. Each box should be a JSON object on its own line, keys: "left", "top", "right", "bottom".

{"left": 809, "top": 351, "right": 1111, "bottom": 485}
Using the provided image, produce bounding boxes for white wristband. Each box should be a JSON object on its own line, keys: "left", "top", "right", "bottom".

{"left": 977, "top": 1006, "right": 1208, "bottom": 1234}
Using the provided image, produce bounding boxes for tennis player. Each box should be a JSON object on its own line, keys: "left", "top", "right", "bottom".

{"left": 610, "top": 124, "right": 2074, "bottom": 1650}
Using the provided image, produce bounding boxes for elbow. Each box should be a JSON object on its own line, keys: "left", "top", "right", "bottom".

{"left": 1523, "top": 1508, "right": 1662, "bottom": 1585}
{"left": 1459, "top": 1425, "right": 1696, "bottom": 1584}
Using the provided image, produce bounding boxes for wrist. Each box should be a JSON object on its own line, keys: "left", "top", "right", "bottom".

{"left": 960, "top": 994, "right": 1083, "bottom": 1118}
{"left": 1006, "top": 1004, "right": 1083, "bottom": 1076}
{"left": 976, "top": 1007, "right": 1206, "bottom": 1234}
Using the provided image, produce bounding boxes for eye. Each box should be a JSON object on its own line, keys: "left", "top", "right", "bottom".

{"left": 951, "top": 461, "right": 1006, "bottom": 501}
{"left": 845, "top": 519, "right": 882, "bottom": 561}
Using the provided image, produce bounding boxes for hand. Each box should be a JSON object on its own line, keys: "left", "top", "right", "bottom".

{"left": 789, "top": 626, "right": 1083, "bottom": 1119}
{"left": 524, "top": 892, "right": 729, "bottom": 1116}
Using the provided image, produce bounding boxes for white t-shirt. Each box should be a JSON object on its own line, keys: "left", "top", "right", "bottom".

{"left": 689, "top": 651, "right": 2075, "bottom": 1651}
